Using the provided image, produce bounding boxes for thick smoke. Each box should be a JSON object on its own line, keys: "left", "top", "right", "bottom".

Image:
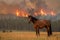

{"left": 45, "top": 0, "right": 60, "bottom": 13}
{"left": 0, "top": 0, "right": 60, "bottom": 13}
{"left": 24, "top": 0, "right": 48, "bottom": 15}
{"left": 0, "top": 0, "right": 60, "bottom": 20}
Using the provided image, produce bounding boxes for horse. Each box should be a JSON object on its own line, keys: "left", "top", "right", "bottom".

{"left": 28, "top": 15, "right": 52, "bottom": 36}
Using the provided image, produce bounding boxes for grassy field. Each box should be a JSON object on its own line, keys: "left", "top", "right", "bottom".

{"left": 0, "top": 31, "right": 60, "bottom": 40}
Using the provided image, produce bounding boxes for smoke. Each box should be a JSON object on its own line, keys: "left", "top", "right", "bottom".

{"left": 25, "top": 0, "right": 49, "bottom": 15}
{"left": 45, "top": 0, "right": 60, "bottom": 13}
{"left": 0, "top": 0, "right": 60, "bottom": 15}
{"left": 0, "top": 0, "right": 23, "bottom": 4}
{"left": 0, "top": 0, "right": 24, "bottom": 14}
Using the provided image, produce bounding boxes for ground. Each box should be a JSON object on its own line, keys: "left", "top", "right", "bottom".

{"left": 0, "top": 31, "right": 60, "bottom": 40}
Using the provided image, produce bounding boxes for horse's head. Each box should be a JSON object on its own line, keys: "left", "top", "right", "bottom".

{"left": 28, "top": 15, "right": 33, "bottom": 23}
{"left": 28, "top": 15, "right": 32, "bottom": 18}
{"left": 28, "top": 15, "right": 38, "bottom": 24}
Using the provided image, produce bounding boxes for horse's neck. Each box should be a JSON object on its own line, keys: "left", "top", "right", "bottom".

{"left": 30, "top": 16, "right": 38, "bottom": 24}
{"left": 31, "top": 19, "right": 38, "bottom": 24}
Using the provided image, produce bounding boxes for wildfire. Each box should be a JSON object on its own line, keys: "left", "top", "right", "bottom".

{"left": 16, "top": 10, "right": 19, "bottom": 16}
{"left": 16, "top": 8, "right": 56, "bottom": 17}
{"left": 34, "top": 8, "right": 56, "bottom": 16}
{"left": 40, "top": 9, "right": 47, "bottom": 16}
{"left": 34, "top": 12, "right": 38, "bottom": 16}
{"left": 51, "top": 11, "right": 56, "bottom": 16}
{"left": 16, "top": 9, "right": 29, "bottom": 17}
{"left": 34, "top": 9, "right": 47, "bottom": 16}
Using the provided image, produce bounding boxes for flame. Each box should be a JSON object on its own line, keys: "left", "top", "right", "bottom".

{"left": 34, "top": 12, "right": 38, "bottom": 16}
{"left": 16, "top": 8, "right": 56, "bottom": 17}
{"left": 21, "top": 11, "right": 28, "bottom": 17}
{"left": 16, "top": 10, "right": 19, "bottom": 16}
{"left": 34, "top": 8, "right": 56, "bottom": 16}
{"left": 16, "top": 9, "right": 29, "bottom": 17}
{"left": 51, "top": 11, "right": 56, "bottom": 16}
{"left": 40, "top": 9, "right": 47, "bottom": 16}
{"left": 34, "top": 9, "right": 47, "bottom": 16}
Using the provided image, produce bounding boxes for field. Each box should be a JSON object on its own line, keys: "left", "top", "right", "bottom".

{"left": 0, "top": 31, "right": 60, "bottom": 40}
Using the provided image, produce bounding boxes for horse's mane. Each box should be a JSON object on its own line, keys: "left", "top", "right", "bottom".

{"left": 28, "top": 15, "right": 38, "bottom": 21}
{"left": 28, "top": 15, "right": 38, "bottom": 23}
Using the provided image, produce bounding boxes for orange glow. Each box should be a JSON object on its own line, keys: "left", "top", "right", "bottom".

{"left": 34, "top": 12, "right": 38, "bottom": 16}
{"left": 16, "top": 10, "right": 19, "bottom": 16}
{"left": 34, "top": 9, "right": 47, "bottom": 16}
{"left": 34, "top": 8, "right": 56, "bottom": 16}
{"left": 40, "top": 9, "right": 47, "bottom": 16}
{"left": 16, "top": 8, "right": 56, "bottom": 17}
{"left": 51, "top": 11, "right": 56, "bottom": 16}
{"left": 16, "top": 9, "right": 29, "bottom": 17}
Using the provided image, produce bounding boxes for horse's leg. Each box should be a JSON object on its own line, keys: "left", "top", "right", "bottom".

{"left": 37, "top": 27, "right": 40, "bottom": 36}
{"left": 35, "top": 27, "right": 40, "bottom": 37}
{"left": 46, "top": 27, "right": 50, "bottom": 36}
{"left": 49, "top": 25, "right": 52, "bottom": 35}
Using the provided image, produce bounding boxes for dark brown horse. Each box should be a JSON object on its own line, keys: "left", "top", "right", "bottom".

{"left": 28, "top": 15, "right": 52, "bottom": 36}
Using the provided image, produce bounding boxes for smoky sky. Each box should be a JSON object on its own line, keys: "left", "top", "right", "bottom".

{"left": 0, "top": 0, "right": 60, "bottom": 14}
{"left": 45, "top": 0, "right": 60, "bottom": 13}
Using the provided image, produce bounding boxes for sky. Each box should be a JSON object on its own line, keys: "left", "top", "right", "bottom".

{"left": 0, "top": 0, "right": 60, "bottom": 14}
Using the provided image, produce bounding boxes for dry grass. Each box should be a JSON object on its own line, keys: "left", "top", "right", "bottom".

{"left": 0, "top": 31, "right": 60, "bottom": 40}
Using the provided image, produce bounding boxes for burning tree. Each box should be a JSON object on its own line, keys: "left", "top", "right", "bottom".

{"left": 16, "top": 9, "right": 29, "bottom": 17}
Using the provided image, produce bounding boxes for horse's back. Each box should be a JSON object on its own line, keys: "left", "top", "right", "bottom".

{"left": 34, "top": 20, "right": 51, "bottom": 29}
{"left": 40, "top": 20, "right": 51, "bottom": 26}
{"left": 35, "top": 20, "right": 51, "bottom": 25}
